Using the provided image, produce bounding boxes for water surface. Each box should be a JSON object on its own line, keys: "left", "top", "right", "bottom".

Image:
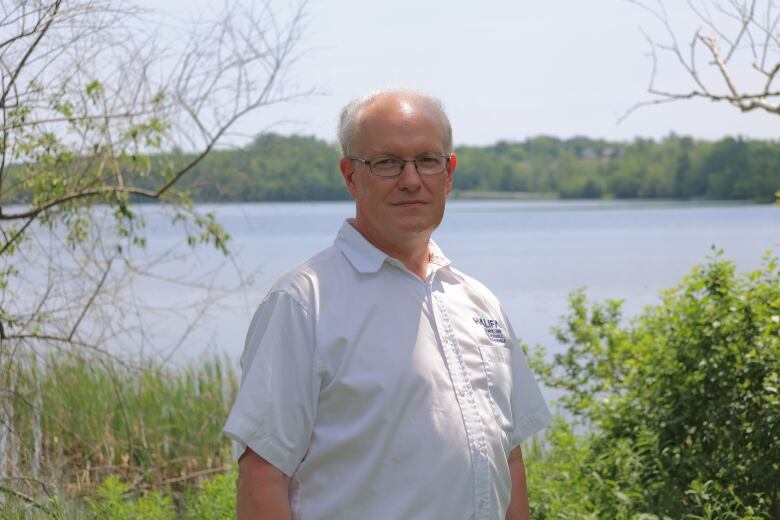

{"left": 134, "top": 200, "right": 779, "bottom": 367}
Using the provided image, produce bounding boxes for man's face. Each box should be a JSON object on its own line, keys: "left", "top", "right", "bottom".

{"left": 339, "top": 95, "right": 456, "bottom": 252}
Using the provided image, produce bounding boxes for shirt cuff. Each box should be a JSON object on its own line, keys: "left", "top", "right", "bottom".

{"left": 224, "top": 417, "right": 300, "bottom": 477}
{"left": 511, "top": 403, "right": 553, "bottom": 447}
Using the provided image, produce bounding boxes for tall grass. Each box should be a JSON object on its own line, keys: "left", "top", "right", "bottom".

{"left": 3, "top": 347, "right": 237, "bottom": 504}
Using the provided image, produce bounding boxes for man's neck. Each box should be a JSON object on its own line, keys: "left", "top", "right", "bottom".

{"left": 388, "top": 245, "right": 431, "bottom": 281}
{"left": 348, "top": 219, "right": 431, "bottom": 281}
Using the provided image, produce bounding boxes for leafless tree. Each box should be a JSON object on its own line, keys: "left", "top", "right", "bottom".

{"left": 0, "top": 0, "right": 310, "bottom": 505}
{"left": 621, "top": 0, "right": 780, "bottom": 120}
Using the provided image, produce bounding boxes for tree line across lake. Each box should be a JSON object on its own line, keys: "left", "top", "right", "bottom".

{"left": 6, "top": 132, "right": 780, "bottom": 204}
{"left": 172, "top": 133, "right": 779, "bottom": 202}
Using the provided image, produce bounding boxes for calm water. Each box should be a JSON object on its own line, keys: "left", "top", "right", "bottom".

{"left": 130, "top": 199, "right": 779, "bottom": 369}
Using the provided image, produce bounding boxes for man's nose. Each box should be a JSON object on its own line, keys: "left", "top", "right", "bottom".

{"left": 397, "top": 160, "right": 421, "bottom": 189}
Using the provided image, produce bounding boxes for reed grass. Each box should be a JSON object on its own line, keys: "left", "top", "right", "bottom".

{"left": 3, "top": 347, "right": 237, "bottom": 501}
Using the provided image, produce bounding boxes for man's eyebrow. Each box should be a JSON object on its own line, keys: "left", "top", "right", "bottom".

{"left": 370, "top": 152, "right": 441, "bottom": 158}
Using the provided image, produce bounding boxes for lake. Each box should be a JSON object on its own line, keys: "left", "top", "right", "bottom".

{"left": 128, "top": 199, "right": 779, "bottom": 373}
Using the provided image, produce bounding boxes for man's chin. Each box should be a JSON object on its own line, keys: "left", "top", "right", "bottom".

{"left": 390, "top": 217, "right": 440, "bottom": 236}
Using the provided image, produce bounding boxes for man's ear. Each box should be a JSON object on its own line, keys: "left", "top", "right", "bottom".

{"left": 340, "top": 157, "right": 359, "bottom": 198}
{"left": 445, "top": 153, "right": 457, "bottom": 194}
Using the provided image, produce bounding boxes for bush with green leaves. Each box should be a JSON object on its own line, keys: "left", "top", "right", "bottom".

{"left": 536, "top": 252, "right": 780, "bottom": 518}
{"left": 523, "top": 417, "right": 596, "bottom": 519}
{"left": 88, "top": 476, "right": 175, "bottom": 520}
{"left": 182, "top": 468, "right": 237, "bottom": 520}
{"left": 0, "top": 469, "right": 237, "bottom": 519}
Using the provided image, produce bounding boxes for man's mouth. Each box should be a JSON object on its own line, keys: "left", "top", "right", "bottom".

{"left": 391, "top": 200, "right": 428, "bottom": 207}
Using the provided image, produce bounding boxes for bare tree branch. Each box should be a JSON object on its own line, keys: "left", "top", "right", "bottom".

{"left": 0, "top": 0, "right": 60, "bottom": 110}
{"left": 622, "top": 0, "right": 780, "bottom": 120}
{"left": 67, "top": 256, "right": 113, "bottom": 341}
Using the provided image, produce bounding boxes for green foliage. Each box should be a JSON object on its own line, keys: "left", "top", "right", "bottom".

{"left": 0, "top": 470, "right": 237, "bottom": 519}
{"left": 176, "top": 133, "right": 344, "bottom": 202}
{"left": 537, "top": 252, "right": 780, "bottom": 518}
{"left": 1, "top": 71, "right": 235, "bottom": 341}
{"left": 88, "top": 477, "right": 174, "bottom": 520}
{"left": 86, "top": 470, "right": 237, "bottom": 520}
{"left": 182, "top": 469, "right": 237, "bottom": 520}
{"left": 524, "top": 418, "right": 599, "bottom": 519}
{"left": 684, "top": 480, "right": 767, "bottom": 520}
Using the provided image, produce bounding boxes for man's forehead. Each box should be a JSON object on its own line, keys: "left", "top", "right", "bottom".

{"left": 360, "top": 94, "right": 441, "bottom": 126}
{"left": 351, "top": 92, "right": 449, "bottom": 154}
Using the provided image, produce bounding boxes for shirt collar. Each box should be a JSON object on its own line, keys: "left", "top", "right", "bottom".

{"left": 334, "top": 220, "right": 451, "bottom": 274}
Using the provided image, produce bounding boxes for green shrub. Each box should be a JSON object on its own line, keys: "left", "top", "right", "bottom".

{"left": 524, "top": 417, "right": 598, "bottom": 519}
{"left": 0, "top": 469, "right": 237, "bottom": 519}
{"left": 87, "top": 476, "right": 174, "bottom": 520}
{"left": 539, "top": 252, "right": 780, "bottom": 518}
{"left": 182, "top": 468, "right": 236, "bottom": 519}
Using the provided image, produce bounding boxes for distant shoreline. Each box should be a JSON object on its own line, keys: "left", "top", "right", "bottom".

{"left": 3, "top": 197, "right": 776, "bottom": 213}
{"left": 451, "top": 190, "right": 559, "bottom": 200}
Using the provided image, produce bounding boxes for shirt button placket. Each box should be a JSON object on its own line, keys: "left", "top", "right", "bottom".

{"left": 431, "top": 290, "right": 491, "bottom": 519}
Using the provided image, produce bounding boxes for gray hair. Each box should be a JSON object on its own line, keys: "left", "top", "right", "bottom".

{"left": 336, "top": 87, "right": 453, "bottom": 157}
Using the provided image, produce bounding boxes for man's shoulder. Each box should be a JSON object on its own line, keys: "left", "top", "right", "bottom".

{"left": 264, "top": 244, "right": 347, "bottom": 302}
{"left": 269, "top": 246, "right": 345, "bottom": 292}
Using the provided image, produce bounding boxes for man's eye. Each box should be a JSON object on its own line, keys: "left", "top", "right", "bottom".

{"left": 417, "top": 155, "right": 442, "bottom": 166}
{"left": 372, "top": 157, "right": 401, "bottom": 167}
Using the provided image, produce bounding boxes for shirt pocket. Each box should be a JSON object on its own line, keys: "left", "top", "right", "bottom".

{"left": 478, "top": 345, "right": 513, "bottom": 431}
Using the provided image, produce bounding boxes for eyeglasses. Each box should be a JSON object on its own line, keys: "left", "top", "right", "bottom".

{"left": 350, "top": 154, "right": 451, "bottom": 177}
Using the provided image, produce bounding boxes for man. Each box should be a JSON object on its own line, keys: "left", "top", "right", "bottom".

{"left": 224, "top": 88, "right": 551, "bottom": 519}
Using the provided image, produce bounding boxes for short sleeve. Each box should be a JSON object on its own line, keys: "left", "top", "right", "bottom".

{"left": 223, "top": 290, "right": 320, "bottom": 477}
{"left": 504, "top": 314, "right": 552, "bottom": 447}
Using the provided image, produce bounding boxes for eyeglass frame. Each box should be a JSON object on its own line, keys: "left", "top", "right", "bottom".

{"left": 349, "top": 154, "right": 452, "bottom": 177}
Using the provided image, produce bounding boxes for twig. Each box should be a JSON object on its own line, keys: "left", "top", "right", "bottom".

{"left": 0, "top": 482, "right": 47, "bottom": 511}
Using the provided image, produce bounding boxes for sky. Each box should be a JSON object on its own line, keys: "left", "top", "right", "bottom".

{"left": 140, "top": 0, "right": 779, "bottom": 147}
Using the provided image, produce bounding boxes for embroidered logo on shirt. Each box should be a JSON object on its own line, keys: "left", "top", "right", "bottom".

{"left": 472, "top": 316, "right": 507, "bottom": 345}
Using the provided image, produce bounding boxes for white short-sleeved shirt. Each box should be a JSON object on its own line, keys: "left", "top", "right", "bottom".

{"left": 224, "top": 220, "right": 551, "bottom": 520}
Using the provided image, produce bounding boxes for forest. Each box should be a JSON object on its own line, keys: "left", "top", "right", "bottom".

{"left": 162, "top": 133, "right": 780, "bottom": 202}
{"left": 7, "top": 132, "right": 779, "bottom": 204}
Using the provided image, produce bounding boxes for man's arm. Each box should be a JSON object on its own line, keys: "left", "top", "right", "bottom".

{"left": 237, "top": 448, "right": 291, "bottom": 520}
{"left": 505, "top": 446, "right": 530, "bottom": 520}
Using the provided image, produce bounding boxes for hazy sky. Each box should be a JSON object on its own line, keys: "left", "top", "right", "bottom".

{"left": 144, "top": 0, "right": 778, "bottom": 146}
